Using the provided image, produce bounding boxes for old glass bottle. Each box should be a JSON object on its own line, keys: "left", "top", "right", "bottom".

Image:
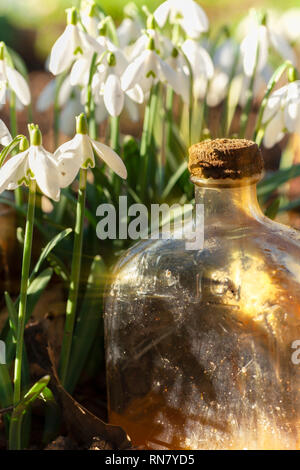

{"left": 105, "top": 139, "right": 300, "bottom": 450}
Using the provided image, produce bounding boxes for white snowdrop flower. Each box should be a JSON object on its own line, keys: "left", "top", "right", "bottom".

{"left": 154, "top": 0, "right": 209, "bottom": 39}
{"left": 49, "top": 7, "right": 104, "bottom": 76}
{"left": 60, "top": 89, "right": 84, "bottom": 136}
{"left": 91, "top": 52, "right": 143, "bottom": 118}
{"left": 276, "top": 8, "right": 300, "bottom": 44}
{"left": 117, "top": 17, "right": 142, "bottom": 48}
{"left": 0, "top": 43, "right": 31, "bottom": 106}
{"left": 128, "top": 25, "right": 173, "bottom": 61}
{"left": 54, "top": 113, "right": 127, "bottom": 188}
{"left": 0, "top": 119, "right": 12, "bottom": 146}
{"left": 121, "top": 37, "right": 184, "bottom": 96}
{"left": 262, "top": 81, "right": 300, "bottom": 148}
{"left": 94, "top": 93, "right": 140, "bottom": 125}
{"left": 80, "top": 2, "right": 100, "bottom": 38}
{"left": 181, "top": 38, "right": 214, "bottom": 100}
{"left": 0, "top": 126, "right": 61, "bottom": 201}
{"left": 205, "top": 39, "right": 238, "bottom": 108}
{"left": 164, "top": 48, "right": 190, "bottom": 104}
{"left": 37, "top": 76, "right": 73, "bottom": 112}
{"left": 240, "top": 20, "right": 296, "bottom": 78}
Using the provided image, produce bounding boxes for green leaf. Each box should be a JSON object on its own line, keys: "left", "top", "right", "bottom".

{"left": 0, "top": 364, "right": 13, "bottom": 409}
{"left": 65, "top": 256, "right": 106, "bottom": 394}
{"left": 9, "top": 375, "right": 50, "bottom": 450}
{"left": 162, "top": 161, "right": 188, "bottom": 200}
{"left": 4, "top": 292, "right": 17, "bottom": 339}
{"left": 264, "top": 198, "right": 281, "bottom": 220}
{"left": 258, "top": 165, "right": 300, "bottom": 200}
{"left": 31, "top": 228, "right": 72, "bottom": 279}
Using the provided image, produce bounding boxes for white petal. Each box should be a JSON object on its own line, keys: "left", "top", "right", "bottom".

{"left": 126, "top": 84, "right": 144, "bottom": 104}
{"left": 284, "top": 99, "right": 300, "bottom": 134}
{"left": 58, "top": 75, "right": 73, "bottom": 107}
{"left": 103, "top": 74, "right": 124, "bottom": 117}
{"left": 59, "top": 98, "right": 84, "bottom": 136}
{"left": 91, "top": 139, "right": 127, "bottom": 179}
{"left": 262, "top": 87, "right": 287, "bottom": 124}
{"left": 54, "top": 135, "right": 84, "bottom": 187}
{"left": 241, "top": 26, "right": 268, "bottom": 77}
{"left": 0, "top": 150, "right": 29, "bottom": 193}
{"left": 269, "top": 31, "right": 297, "bottom": 66}
{"left": 95, "top": 99, "right": 109, "bottom": 124}
{"left": 153, "top": 1, "right": 171, "bottom": 27}
{"left": 0, "top": 119, "right": 12, "bottom": 146}
{"left": 6, "top": 67, "right": 31, "bottom": 106}
{"left": 70, "top": 58, "right": 90, "bottom": 87}
{"left": 180, "top": 1, "right": 209, "bottom": 37}
{"left": 121, "top": 51, "right": 149, "bottom": 91}
{"left": 36, "top": 80, "right": 55, "bottom": 112}
{"left": 159, "top": 58, "right": 190, "bottom": 103}
{"left": 29, "top": 146, "right": 61, "bottom": 201}
{"left": 49, "top": 25, "right": 78, "bottom": 75}
{"left": 206, "top": 71, "right": 229, "bottom": 107}
{"left": 263, "top": 114, "right": 285, "bottom": 148}
{"left": 125, "top": 95, "right": 139, "bottom": 122}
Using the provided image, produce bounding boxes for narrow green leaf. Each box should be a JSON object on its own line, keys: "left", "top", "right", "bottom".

{"left": 65, "top": 256, "right": 106, "bottom": 393}
{"left": 9, "top": 376, "right": 50, "bottom": 450}
{"left": 31, "top": 228, "right": 72, "bottom": 279}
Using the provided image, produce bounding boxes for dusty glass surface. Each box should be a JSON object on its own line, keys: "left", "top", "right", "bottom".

{"left": 105, "top": 176, "right": 300, "bottom": 450}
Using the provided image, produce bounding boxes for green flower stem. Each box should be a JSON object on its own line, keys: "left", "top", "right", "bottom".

{"left": 110, "top": 115, "right": 120, "bottom": 153}
{"left": 13, "top": 179, "right": 36, "bottom": 412}
{"left": 139, "top": 84, "right": 158, "bottom": 200}
{"left": 254, "top": 60, "right": 293, "bottom": 145}
{"left": 9, "top": 90, "right": 22, "bottom": 206}
{"left": 86, "top": 52, "right": 98, "bottom": 140}
{"left": 59, "top": 168, "right": 87, "bottom": 387}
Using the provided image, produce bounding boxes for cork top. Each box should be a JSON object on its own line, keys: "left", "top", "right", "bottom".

{"left": 188, "top": 138, "right": 264, "bottom": 180}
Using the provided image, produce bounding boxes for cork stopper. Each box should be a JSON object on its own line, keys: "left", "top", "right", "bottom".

{"left": 188, "top": 138, "right": 264, "bottom": 180}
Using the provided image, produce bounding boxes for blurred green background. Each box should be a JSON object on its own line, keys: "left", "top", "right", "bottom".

{"left": 0, "top": 0, "right": 299, "bottom": 69}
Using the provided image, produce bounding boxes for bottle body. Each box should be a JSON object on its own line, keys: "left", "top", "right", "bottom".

{"left": 105, "top": 180, "right": 300, "bottom": 450}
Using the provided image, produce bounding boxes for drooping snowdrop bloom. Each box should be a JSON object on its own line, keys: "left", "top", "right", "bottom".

{"left": 117, "top": 2, "right": 143, "bottom": 48}
{"left": 0, "top": 42, "right": 31, "bottom": 106}
{"left": 181, "top": 39, "right": 214, "bottom": 100}
{"left": 92, "top": 52, "right": 143, "bottom": 118}
{"left": 49, "top": 7, "right": 104, "bottom": 76}
{"left": 54, "top": 114, "right": 127, "bottom": 188}
{"left": 240, "top": 17, "right": 296, "bottom": 78}
{"left": 128, "top": 16, "right": 173, "bottom": 61}
{"left": 37, "top": 76, "right": 73, "bottom": 112}
{"left": 262, "top": 81, "right": 300, "bottom": 148}
{"left": 154, "top": 0, "right": 209, "bottom": 39}
{"left": 121, "top": 37, "right": 184, "bottom": 96}
{"left": 205, "top": 39, "right": 238, "bottom": 107}
{"left": 117, "top": 17, "right": 143, "bottom": 49}
{"left": 80, "top": 2, "right": 101, "bottom": 38}
{"left": 0, "top": 125, "right": 61, "bottom": 201}
{"left": 164, "top": 47, "right": 190, "bottom": 104}
{"left": 0, "top": 119, "right": 12, "bottom": 147}
{"left": 276, "top": 8, "right": 300, "bottom": 44}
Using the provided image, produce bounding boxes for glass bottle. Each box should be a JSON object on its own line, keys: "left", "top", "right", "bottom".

{"left": 105, "top": 139, "right": 300, "bottom": 450}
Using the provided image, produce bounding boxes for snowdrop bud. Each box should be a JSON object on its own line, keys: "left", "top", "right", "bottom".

{"left": 76, "top": 113, "right": 88, "bottom": 135}
{"left": 30, "top": 127, "right": 42, "bottom": 147}
{"left": 67, "top": 7, "right": 78, "bottom": 26}
{"left": 288, "top": 66, "right": 298, "bottom": 83}
{"left": 107, "top": 52, "right": 117, "bottom": 67}
{"left": 19, "top": 136, "right": 29, "bottom": 152}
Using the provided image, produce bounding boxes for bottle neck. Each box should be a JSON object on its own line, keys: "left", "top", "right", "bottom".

{"left": 193, "top": 176, "right": 264, "bottom": 228}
